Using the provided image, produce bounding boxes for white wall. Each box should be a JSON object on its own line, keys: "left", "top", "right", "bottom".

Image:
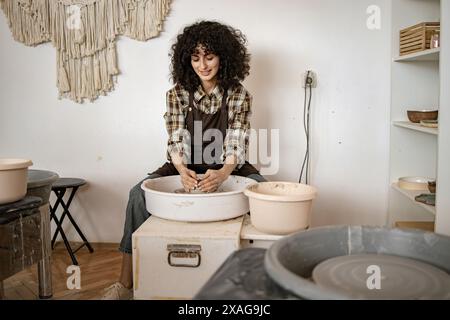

{"left": 0, "top": 0, "right": 391, "bottom": 243}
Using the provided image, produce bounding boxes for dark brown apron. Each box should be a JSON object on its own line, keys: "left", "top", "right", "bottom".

{"left": 151, "top": 87, "right": 260, "bottom": 177}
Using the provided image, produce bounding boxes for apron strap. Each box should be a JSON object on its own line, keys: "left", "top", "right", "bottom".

{"left": 187, "top": 90, "right": 194, "bottom": 130}
{"left": 188, "top": 90, "right": 194, "bottom": 110}
{"left": 220, "top": 88, "right": 229, "bottom": 123}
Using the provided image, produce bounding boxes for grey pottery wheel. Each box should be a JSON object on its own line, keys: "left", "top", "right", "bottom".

{"left": 312, "top": 254, "right": 450, "bottom": 299}
{"left": 264, "top": 226, "right": 450, "bottom": 300}
{"left": 26, "top": 169, "right": 59, "bottom": 204}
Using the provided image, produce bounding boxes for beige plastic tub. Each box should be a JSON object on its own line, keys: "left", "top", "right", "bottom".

{"left": 244, "top": 182, "right": 318, "bottom": 235}
{"left": 0, "top": 158, "right": 33, "bottom": 204}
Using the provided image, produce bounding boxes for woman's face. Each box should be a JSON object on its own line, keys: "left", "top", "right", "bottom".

{"left": 191, "top": 45, "right": 220, "bottom": 84}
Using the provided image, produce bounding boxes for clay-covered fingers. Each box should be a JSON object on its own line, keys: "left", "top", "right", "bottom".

{"left": 186, "top": 169, "right": 198, "bottom": 180}
{"left": 182, "top": 179, "right": 196, "bottom": 192}
{"left": 198, "top": 170, "right": 214, "bottom": 188}
{"left": 181, "top": 169, "right": 198, "bottom": 192}
{"left": 198, "top": 177, "right": 214, "bottom": 188}
{"left": 199, "top": 179, "right": 219, "bottom": 193}
{"left": 198, "top": 169, "right": 227, "bottom": 192}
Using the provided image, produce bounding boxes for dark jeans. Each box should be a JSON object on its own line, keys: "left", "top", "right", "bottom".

{"left": 118, "top": 173, "right": 266, "bottom": 254}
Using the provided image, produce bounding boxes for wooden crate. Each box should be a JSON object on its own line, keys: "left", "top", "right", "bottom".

{"left": 400, "top": 22, "right": 440, "bottom": 56}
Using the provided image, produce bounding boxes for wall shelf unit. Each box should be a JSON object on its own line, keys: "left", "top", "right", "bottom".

{"left": 392, "top": 121, "right": 438, "bottom": 135}
{"left": 393, "top": 47, "right": 440, "bottom": 62}
{"left": 388, "top": 0, "right": 444, "bottom": 231}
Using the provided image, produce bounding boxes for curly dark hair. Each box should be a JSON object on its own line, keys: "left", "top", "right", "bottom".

{"left": 170, "top": 21, "right": 251, "bottom": 92}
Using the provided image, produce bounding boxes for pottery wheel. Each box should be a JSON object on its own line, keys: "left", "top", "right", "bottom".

{"left": 312, "top": 254, "right": 450, "bottom": 299}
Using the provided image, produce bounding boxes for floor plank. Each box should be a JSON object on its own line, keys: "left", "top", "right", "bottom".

{"left": 2, "top": 242, "right": 122, "bottom": 300}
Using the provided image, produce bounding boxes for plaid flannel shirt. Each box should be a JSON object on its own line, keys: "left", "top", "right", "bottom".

{"left": 164, "top": 84, "right": 252, "bottom": 168}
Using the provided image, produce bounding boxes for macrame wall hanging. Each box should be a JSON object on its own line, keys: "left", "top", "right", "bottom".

{"left": 0, "top": 0, "right": 171, "bottom": 103}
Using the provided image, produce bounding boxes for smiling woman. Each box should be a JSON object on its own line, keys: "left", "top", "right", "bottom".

{"left": 101, "top": 20, "right": 266, "bottom": 300}
{"left": 159, "top": 20, "right": 262, "bottom": 193}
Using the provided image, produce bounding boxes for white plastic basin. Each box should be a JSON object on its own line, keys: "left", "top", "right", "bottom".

{"left": 0, "top": 158, "right": 33, "bottom": 204}
{"left": 141, "top": 175, "right": 257, "bottom": 222}
{"left": 244, "top": 181, "right": 318, "bottom": 235}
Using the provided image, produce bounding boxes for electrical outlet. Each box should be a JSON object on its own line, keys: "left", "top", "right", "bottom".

{"left": 302, "top": 71, "right": 317, "bottom": 88}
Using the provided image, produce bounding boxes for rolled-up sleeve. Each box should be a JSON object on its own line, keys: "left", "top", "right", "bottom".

{"left": 223, "top": 91, "right": 252, "bottom": 168}
{"left": 164, "top": 88, "right": 190, "bottom": 163}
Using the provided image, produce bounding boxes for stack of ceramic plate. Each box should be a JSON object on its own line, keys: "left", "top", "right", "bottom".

{"left": 398, "top": 176, "right": 432, "bottom": 190}
{"left": 420, "top": 120, "right": 438, "bottom": 128}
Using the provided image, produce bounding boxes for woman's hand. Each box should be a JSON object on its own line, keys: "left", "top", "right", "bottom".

{"left": 198, "top": 168, "right": 230, "bottom": 193}
{"left": 179, "top": 167, "right": 198, "bottom": 192}
{"left": 171, "top": 152, "right": 199, "bottom": 192}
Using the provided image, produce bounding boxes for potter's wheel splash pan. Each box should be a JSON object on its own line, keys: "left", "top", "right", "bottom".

{"left": 264, "top": 225, "right": 450, "bottom": 299}
{"left": 141, "top": 175, "right": 257, "bottom": 222}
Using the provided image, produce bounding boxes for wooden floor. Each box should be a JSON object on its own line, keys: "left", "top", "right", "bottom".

{"left": 2, "top": 242, "right": 122, "bottom": 300}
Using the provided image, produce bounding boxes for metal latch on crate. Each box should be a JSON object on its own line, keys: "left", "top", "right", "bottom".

{"left": 167, "top": 244, "right": 201, "bottom": 268}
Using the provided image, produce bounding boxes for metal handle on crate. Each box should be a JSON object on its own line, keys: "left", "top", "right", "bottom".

{"left": 167, "top": 244, "right": 201, "bottom": 268}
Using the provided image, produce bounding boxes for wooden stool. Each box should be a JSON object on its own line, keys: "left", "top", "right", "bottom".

{"left": 50, "top": 178, "right": 93, "bottom": 265}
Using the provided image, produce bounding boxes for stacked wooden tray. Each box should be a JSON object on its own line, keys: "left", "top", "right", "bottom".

{"left": 400, "top": 22, "right": 440, "bottom": 56}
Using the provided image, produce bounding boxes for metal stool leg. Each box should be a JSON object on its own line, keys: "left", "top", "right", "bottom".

{"left": 52, "top": 212, "right": 78, "bottom": 265}
{"left": 58, "top": 188, "right": 94, "bottom": 253}
{"left": 50, "top": 191, "right": 63, "bottom": 249}
{"left": 37, "top": 204, "right": 53, "bottom": 299}
{"left": 50, "top": 190, "right": 79, "bottom": 265}
{"left": 50, "top": 189, "right": 70, "bottom": 249}
{"left": 50, "top": 189, "right": 70, "bottom": 248}
{"left": 38, "top": 258, "right": 53, "bottom": 299}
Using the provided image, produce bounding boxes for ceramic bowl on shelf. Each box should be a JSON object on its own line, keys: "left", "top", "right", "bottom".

{"left": 428, "top": 181, "right": 436, "bottom": 194}
{"left": 398, "top": 176, "right": 434, "bottom": 191}
{"left": 407, "top": 110, "right": 438, "bottom": 123}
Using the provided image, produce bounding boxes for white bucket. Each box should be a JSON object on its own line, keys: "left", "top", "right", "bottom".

{"left": 0, "top": 158, "right": 33, "bottom": 204}
{"left": 244, "top": 181, "right": 318, "bottom": 235}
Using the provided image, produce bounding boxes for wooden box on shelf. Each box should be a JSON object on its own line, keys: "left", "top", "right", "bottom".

{"left": 400, "top": 22, "right": 440, "bottom": 56}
